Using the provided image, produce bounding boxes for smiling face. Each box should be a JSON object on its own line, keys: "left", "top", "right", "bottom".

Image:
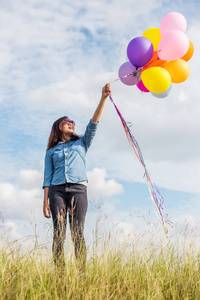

{"left": 59, "top": 118, "right": 75, "bottom": 140}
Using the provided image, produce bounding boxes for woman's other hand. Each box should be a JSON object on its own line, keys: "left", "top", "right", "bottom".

{"left": 43, "top": 202, "right": 51, "bottom": 218}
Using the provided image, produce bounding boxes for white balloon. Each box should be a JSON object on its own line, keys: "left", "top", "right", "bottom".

{"left": 151, "top": 85, "right": 172, "bottom": 98}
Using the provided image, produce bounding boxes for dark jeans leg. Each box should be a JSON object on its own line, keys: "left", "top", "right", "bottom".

{"left": 49, "top": 183, "right": 88, "bottom": 268}
{"left": 49, "top": 185, "right": 67, "bottom": 265}
{"left": 66, "top": 184, "right": 88, "bottom": 268}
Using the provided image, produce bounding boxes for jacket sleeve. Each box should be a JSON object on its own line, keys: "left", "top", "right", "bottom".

{"left": 42, "top": 150, "right": 54, "bottom": 188}
{"left": 81, "top": 119, "right": 99, "bottom": 151}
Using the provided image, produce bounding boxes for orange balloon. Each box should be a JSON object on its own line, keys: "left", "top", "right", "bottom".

{"left": 163, "top": 59, "right": 190, "bottom": 83}
{"left": 143, "top": 52, "right": 166, "bottom": 70}
{"left": 181, "top": 40, "right": 194, "bottom": 61}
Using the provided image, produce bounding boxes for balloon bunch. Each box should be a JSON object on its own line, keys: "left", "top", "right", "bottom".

{"left": 118, "top": 12, "right": 194, "bottom": 98}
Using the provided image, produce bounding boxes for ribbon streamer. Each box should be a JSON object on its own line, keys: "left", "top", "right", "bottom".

{"left": 108, "top": 93, "right": 172, "bottom": 236}
{"left": 110, "top": 71, "right": 140, "bottom": 84}
{"left": 110, "top": 54, "right": 163, "bottom": 85}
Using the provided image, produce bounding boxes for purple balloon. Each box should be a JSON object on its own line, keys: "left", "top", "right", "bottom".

{"left": 127, "top": 37, "right": 154, "bottom": 67}
{"left": 118, "top": 62, "right": 140, "bottom": 86}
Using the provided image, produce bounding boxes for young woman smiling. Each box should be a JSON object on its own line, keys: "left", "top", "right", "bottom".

{"left": 43, "top": 83, "right": 111, "bottom": 267}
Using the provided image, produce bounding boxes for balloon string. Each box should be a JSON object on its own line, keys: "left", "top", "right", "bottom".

{"left": 142, "top": 50, "right": 165, "bottom": 69}
{"left": 109, "top": 69, "right": 141, "bottom": 84}
{"left": 110, "top": 56, "right": 165, "bottom": 84}
{"left": 108, "top": 92, "right": 172, "bottom": 237}
{"left": 110, "top": 50, "right": 165, "bottom": 84}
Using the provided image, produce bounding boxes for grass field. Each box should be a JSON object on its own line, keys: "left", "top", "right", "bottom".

{"left": 1, "top": 228, "right": 200, "bottom": 300}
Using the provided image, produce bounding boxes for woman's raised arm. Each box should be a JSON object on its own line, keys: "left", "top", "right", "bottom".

{"left": 91, "top": 83, "right": 111, "bottom": 123}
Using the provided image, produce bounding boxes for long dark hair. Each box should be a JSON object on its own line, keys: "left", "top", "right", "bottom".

{"left": 47, "top": 116, "right": 81, "bottom": 150}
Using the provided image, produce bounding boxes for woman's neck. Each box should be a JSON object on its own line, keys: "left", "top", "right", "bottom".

{"left": 61, "top": 133, "right": 72, "bottom": 142}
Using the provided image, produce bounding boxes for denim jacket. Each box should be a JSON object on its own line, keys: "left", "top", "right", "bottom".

{"left": 43, "top": 120, "right": 98, "bottom": 188}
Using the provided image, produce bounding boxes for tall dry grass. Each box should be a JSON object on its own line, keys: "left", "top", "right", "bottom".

{"left": 1, "top": 229, "right": 200, "bottom": 300}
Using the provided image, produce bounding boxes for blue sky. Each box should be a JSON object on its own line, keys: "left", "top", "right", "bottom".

{"left": 0, "top": 0, "right": 200, "bottom": 248}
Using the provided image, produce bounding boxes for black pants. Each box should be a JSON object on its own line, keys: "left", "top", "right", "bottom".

{"left": 49, "top": 183, "right": 88, "bottom": 266}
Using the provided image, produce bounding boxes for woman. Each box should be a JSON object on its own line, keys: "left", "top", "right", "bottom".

{"left": 43, "top": 83, "right": 111, "bottom": 267}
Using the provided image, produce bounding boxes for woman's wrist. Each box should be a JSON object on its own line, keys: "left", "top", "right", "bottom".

{"left": 100, "top": 95, "right": 108, "bottom": 102}
{"left": 43, "top": 186, "right": 49, "bottom": 203}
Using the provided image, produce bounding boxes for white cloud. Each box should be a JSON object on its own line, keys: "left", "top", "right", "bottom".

{"left": 0, "top": 168, "right": 45, "bottom": 222}
{"left": 87, "top": 168, "right": 124, "bottom": 198}
{"left": 0, "top": 1, "right": 200, "bottom": 202}
{"left": 149, "top": 160, "right": 200, "bottom": 194}
{"left": 0, "top": 182, "right": 43, "bottom": 221}
{"left": 102, "top": 201, "right": 116, "bottom": 215}
{"left": 0, "top": 166, "right": 123, "bottom": 223}
{"left": 16, "top": 169, "right": 43, "bottom": 189}
{"left": 113, "top": 221, "right": 135, "bottom": 244}
{"left": 28, "top": 74, "right": 94, "bottom": 114}
{"left": 85, "top": 207, "right": 200, "bottom": 251}
{"left": 2, "top": 221, "right": 23, "bottom": 241}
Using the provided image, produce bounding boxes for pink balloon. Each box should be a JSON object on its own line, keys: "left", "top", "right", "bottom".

{"left": 118, "top": 62, "right": 140, "bottom": 86}
{"left": 158, "top": 30, "right": 189, "bottom": 61}
{"left": 160, "top": 12, "right": 187, "bottom": 36}
{"left": 136, "top": 80, "right": 149, "bottom": 93}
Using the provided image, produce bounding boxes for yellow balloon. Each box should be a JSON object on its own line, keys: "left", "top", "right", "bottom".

{"left": 141, "top": 67, "right": 171, "bottom": 93}
{"left": 142, "top": 28, "right": 162, "bottom": 51}
{"left": 163, "top": 59, "right": 190, "bottom": 83}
